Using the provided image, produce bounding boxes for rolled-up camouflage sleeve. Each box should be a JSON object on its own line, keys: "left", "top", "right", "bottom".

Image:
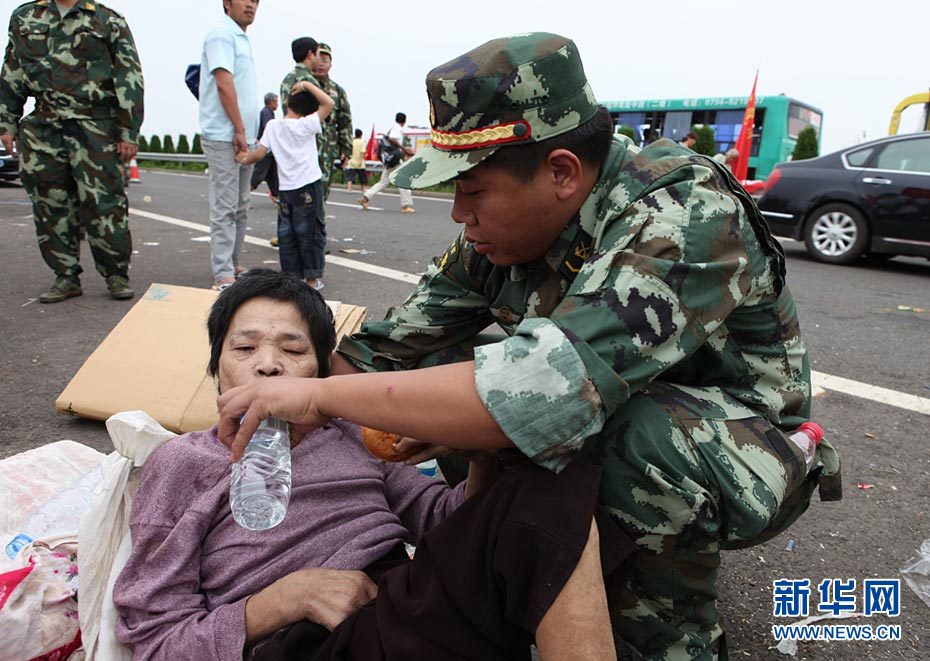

{"left": 475, "top": 163, "right": 761, "bottom": 472}
{"left": 0, "top": 17, "right": 27, "bottom": 135}
{"left": 108, "top": 13, "right": 144, "bottom": 143}
{"left": 337, "top": 231, "right": 495, "bottom": 372}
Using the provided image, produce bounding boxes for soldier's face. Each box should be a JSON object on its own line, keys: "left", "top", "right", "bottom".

{"left": 217, "top": 298, "right": 318, "bottom": 394}
{"left": 314, "top": 54, "right": 332, "bottom": 77}
{"left": 224, "top": 0, "right": 258, "bottom": 29}
{"left": 451, "top": 162, "right": 573, "bottom": 266}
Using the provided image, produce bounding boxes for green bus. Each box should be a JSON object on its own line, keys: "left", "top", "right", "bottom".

{"left": 601, "top": 95, "right": 823, "bottom": 179}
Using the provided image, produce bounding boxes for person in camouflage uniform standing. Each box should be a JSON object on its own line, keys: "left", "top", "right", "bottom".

{"left": 217, "top": 33, "right": 841, "bottom": 660}
{"left": 0, "top": 0, "right": 143, "bottom": 302}
{"left": 279, "top": 36, "right": 320, "bottom": 115}
{"left": 268, "top": 36, "right": 319, "bottom": 248}
{"left": 312, "top": 42, "right": 352, "bottom": 200}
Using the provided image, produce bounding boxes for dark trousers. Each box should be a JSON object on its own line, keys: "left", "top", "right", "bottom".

{"left": 251, "top": 152, "right": 279, "bottom": 197}
{"left": 249, "top": 461, "right": 636, "bottom": 661}
{"left": 277, "top": 181, "right": 325, "bottom": 280}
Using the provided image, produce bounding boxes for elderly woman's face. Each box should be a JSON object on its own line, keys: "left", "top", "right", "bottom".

{"left": 217, "top": 297, "right": 319, "bottom": 393}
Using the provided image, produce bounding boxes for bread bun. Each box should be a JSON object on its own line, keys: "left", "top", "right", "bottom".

{"left": 360, "top": 426, "right": 418, "bottom": 462}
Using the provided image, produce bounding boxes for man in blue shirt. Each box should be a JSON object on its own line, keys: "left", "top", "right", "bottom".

{"left": 199, "top": 0, "right": 260, "bottom": 290}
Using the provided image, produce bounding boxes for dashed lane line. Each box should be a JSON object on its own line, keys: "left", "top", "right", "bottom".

{"left": 129, "top": 206, "right": 930, "bottom": 417}
{"left": 129, "top": 208, "right": 419, "bottom": 285}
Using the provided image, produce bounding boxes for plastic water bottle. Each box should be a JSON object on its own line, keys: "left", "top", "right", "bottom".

{"left": 787, "top": 422, "right": 823, "bottom": 471}
{"left": 230, "top": 417, "right": 291, "bottom": 531}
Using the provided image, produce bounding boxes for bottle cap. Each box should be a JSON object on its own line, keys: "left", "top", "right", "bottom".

{"left": 797, "top": 422, "right": 823, "bottom": 445}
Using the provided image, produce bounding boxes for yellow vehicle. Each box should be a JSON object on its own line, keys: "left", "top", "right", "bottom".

{"left": 888, "top": 91, "right": 930, "bottom": 135}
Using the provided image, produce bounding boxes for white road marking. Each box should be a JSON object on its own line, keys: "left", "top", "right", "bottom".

{"left": 129, "top": 208, "right": 420, "bottom": 285}
{"left": 247, "top": 191, "right": 385, "bottom": 211}
{"left": 811, "top": 371, "right": 930, "bottom": 416}
{"left": 129, "top": 207, "right": 930, "bottom": 417}
{"left": 137, "top": 169, "right": 450, "bottom": 204}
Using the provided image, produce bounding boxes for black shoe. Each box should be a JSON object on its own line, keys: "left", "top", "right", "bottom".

{"left": 39, "top": 276, "right": 82, "bottom": 303}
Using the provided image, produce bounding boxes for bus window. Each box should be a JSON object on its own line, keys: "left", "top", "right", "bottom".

{"left": 617, "top": 113, "right": 646, "bottom": 143}
{"left": 788, "top": 103, "right": 822, "bottom": 138}
{"left": 750, "top": 108, "right": 766, "bottom": 157}
{"left": 662, "top": 111, "right": 693, "bottom": 141}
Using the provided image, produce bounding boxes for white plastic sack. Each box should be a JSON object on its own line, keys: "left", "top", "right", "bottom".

{"left": 78, "top": 411, "right": 175, "bottom": 661}
{"left": 902, "top": 538, "right": 930, "bottom": 609}
{"left": 0, "top": 534, "right": 82, "bottom": 661}
{"left": 0, "top": 441, "right": 104, "bottom": 549}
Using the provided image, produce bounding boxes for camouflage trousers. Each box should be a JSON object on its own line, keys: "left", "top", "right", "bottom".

{"left": 18, "top": 116, "right": 131, "bottom": 280}
{"left": 318, "top": 135, "right": 336, "bottom": 200}
{"left": 576, "top": 381, "right": 834, "bottom": 661}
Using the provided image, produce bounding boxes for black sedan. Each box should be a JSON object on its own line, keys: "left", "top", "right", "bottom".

{"left": 0, "top": 142, "right": 17, "bottom": 180}
{"left": 757, "top": 132, "right": 930, "bottom": 264}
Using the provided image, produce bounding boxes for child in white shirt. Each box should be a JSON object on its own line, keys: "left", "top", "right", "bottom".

{"left": 238, "top": 81, "right": 334, "bottom": 290}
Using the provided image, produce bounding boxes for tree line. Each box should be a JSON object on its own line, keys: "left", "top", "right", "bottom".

{"left": 138, "top": 134, "right": 203, "bottom": 155}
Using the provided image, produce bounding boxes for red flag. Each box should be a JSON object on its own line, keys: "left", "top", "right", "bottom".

{"left": 364, "top": 124, "right": 378, "bottom": 161}
{"left": 732, "top": 71, "right": 758, "bottom": 182}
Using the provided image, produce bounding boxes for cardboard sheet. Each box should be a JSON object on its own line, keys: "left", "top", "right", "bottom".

{"left": 55, "top": 284, "right": 367, "bottom": 434}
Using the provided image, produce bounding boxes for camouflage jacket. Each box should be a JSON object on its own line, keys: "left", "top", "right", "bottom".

{"left": 316, "top": 76, "right": 352, "bottom": 163}
{"left": 338, "top": 137, "right": 812, "bottom": 471}
{"left": 0, "top": 0, "right": 144, "bottom": 141}
{"left": 279, "top": 63, "right": 319, "bottom": 115}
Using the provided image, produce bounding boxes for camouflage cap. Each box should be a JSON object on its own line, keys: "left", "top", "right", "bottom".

{"left": 318, "top": 43, "right": 332, "bottom": 56}
{"left": 390, "top": 32, "right": 598, "bottom": 190}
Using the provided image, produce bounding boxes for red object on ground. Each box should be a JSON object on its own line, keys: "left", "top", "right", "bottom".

{"left": 364, "top": 124, "right": 378, "bottom": 161}
{"left": 732, "top": 72, "right": 758, "bottom": 182}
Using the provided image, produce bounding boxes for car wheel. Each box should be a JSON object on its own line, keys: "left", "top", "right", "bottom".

{"left": 803, "top": 203, "right": 869, "bottom": 264}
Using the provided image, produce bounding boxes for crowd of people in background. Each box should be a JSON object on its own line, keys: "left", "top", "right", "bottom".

{"left": 198, "top": 0, "right": 416, "bottom": 292}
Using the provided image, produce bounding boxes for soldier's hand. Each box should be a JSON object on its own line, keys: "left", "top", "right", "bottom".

{"left": 0, "top": 134, "right": 17, "bottom": 156}
{"left": 116, "top": 141, "right": 137, "bottom": 162}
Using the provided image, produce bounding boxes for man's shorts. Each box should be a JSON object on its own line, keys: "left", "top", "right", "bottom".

{"left": 346, "top": 168, "right": 368, "bottom": 185}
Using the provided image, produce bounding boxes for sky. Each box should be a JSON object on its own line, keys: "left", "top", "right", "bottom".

{"left": 2, "top": 0, "right": 928, "bottom": 154}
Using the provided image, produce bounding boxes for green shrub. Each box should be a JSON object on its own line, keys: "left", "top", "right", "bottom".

{"left": 692, "top": 125, "right": 717, "bottom": 156}
{"left": 616, "top": 125, "right": 637, "bottom": 141}
{"left": 792, "top": 126, "right": 819, "bottom": 160}
{"left": 148, "top": 135, "right": 162, "bottom": 153}
{"left": 137, "top": 135, "right": 149, "bottom": 152}
{"left": 176, "top": 134, "right": 191, "bottom": 154}
{"left": 162, "top": 135, "right": 176, "bottom": 153}
{"left": 192, "top": 133, "right": 203, "bottom": 154}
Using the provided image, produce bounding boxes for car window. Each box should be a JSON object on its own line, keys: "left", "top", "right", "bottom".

{"left": 875, "top": 137, "right": 930, "bottom": 173}
{"left": 845, "top": 147, "right": 873, "bottom": 167}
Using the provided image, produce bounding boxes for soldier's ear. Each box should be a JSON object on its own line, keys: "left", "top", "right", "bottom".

{"left": 546, "top": 149, "right": 583, "bottom": 201}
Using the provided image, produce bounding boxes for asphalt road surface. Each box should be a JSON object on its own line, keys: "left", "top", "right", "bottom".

{"left": 1, "top": 170, "right": 929, "bottom": 659}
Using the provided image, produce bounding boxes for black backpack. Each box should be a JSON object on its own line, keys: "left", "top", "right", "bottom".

{"left": 378, "top": 133, "right": 404, "bottom": 168}
{"left": 185, "top": 64, "right": 200, "bottom": 100}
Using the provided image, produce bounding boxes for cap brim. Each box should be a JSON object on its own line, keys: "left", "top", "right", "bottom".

{"left": 390, "top": 144, "right": 499, "bottom": 190}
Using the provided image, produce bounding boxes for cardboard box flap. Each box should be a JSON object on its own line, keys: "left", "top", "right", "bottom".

{"left": 56, "top": 283, "right": 367, "bottom": 434}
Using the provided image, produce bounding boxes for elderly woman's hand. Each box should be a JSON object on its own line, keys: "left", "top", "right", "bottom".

{"left": 217, "top": 376, "right": 331, "bottom": 461}
{"left": 245, "top": 568, "right": 377, "bottom": 642}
